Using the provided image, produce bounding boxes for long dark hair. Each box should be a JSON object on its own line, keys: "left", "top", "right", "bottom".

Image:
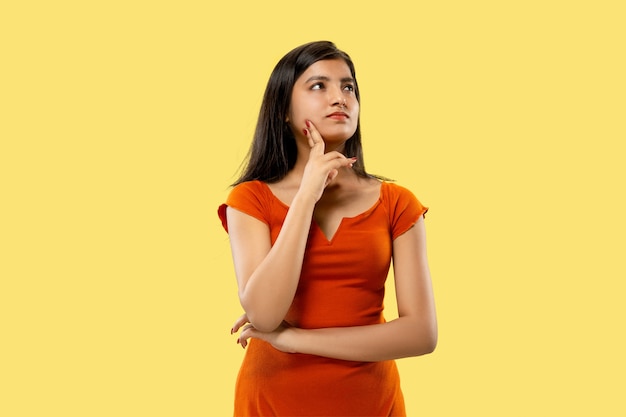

{"left": 233, "top": 41, "right": 373, "bottom": 185}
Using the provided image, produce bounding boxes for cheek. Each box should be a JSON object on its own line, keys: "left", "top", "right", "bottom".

{"left": 288, "top": 101, "right": 305, "bottom": 120}
{"left": 352, "top": 101, "right": 360, "bottom": 116}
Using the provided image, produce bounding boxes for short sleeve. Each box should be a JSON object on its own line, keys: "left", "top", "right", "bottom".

{"left": 217, "top": 181, "right": 270, "bottom": 233}
{"left": 385, "top": 183, "right": 428, "bottom": 240}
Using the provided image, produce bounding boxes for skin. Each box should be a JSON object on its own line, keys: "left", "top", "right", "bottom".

{"left": 227, "top": 59, "right": 437, "bottom": 362}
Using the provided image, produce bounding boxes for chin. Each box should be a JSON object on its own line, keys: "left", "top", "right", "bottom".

{"left": 319, "top": 128, "right": 356, "bottom": 143}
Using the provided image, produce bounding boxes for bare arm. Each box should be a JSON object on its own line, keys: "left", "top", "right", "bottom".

{"left": 235, "top": 216, "right": 437, "bottom": 361}
{"left": 226, "top": 196, "right": 314, "bottom": 333}
{"left": 227, "top": 122, "right": 355, "bottom": 332}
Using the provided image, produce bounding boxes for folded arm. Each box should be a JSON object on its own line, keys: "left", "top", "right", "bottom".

{"left": 235, "top": 216, "right": 437, "bottom": 361}
{"left": 226, "top": 194, "right": 315, "bottom": 333}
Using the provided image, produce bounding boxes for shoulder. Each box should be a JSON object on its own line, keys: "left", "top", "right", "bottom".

{"left": 380, "top": 182, "right": 428, "bottom": 239}
{"left": 381, "top": 181, "right": 421, "bottom": 204}
{"left": 218, "top": 181, "right": 274, "bottom": 232}
{"left": 226, "top": 180, "right": 274, "bottom": 205}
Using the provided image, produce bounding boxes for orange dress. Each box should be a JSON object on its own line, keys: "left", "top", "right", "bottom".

{"left": 218, "top": 180, "right": 427, "bottom": 417}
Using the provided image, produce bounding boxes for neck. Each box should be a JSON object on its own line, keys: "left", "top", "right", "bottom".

{"left": 286, "top": 141, "right": 355, "bottom": 186}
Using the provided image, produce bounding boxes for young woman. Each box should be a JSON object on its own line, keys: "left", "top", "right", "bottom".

{"left": 218, "top": 41, "right": 437, "bottom": 416}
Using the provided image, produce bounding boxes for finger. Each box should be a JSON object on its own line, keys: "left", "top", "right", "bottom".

{"left": 231, "top": 314, "right": 247, "bottom": 334}
{"left": 320, "top": 151, "right": 351, "bottom": 162}
{"left": 306, "top": 120, "right": 325, "bottom": 154}
{"left": 321, "top": 153, "right": 358, "bottom": 170}
{"left": 323, "top": 160, "right": 356, "bottom": 185}
{"left": 230, "top": 313, "right": 249, "bottom": 334}
{"left": 237, "top": 332, "right": 248, "bottom": 349}
{"left": 238, "top": 326, "right": 257, "bottom": 349}
{"left": 306, "top": 120, "right": 321, "bottom": 142}
{"left": 325, "top": 169, "right": 339, "bottom": 186}
{"left": 303, "top": 125, "right": 315, "bottom": 147}
{"left": 237, "top": 329, "right": 247, "bottom": 348}
{"left": 306, "top": 130, "right": 315, "bottom": 148}
{"left": 237, "top": 324, "right": 255, "bottom": 340}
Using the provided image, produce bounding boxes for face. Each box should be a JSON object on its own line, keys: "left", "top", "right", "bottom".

{"left": 287, "top": 59, "right": 359, "bottom": 146}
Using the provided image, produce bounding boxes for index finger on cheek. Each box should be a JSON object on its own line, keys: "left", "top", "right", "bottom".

{"left": 307, "top": 121, "right": 323, "bottom": 140}
{"left": 305, "top": 119, "right": 318, "bottom": 132}
{"left": 307, "top": 129, "right": 320, "bottom": 145}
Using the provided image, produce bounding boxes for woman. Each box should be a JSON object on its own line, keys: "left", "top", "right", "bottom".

{"left": 218, "top": 41, "right": 437, "bottom": 416}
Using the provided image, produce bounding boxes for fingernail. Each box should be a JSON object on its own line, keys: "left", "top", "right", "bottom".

{"left": 303, "top": 128, "right": 308, "bottom": 136}
{"left": 230, "top": 328, "right": 234, "bottom": 334}
{"left": 305, "top": 120, "right": 311, "bottom": 127}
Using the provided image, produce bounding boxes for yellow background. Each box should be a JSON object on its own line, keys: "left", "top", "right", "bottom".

{"left": 2, "top": 1, "right": 624, "bottom": 415}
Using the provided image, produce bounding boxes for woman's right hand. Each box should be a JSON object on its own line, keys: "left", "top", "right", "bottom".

{"left": 299, "top": 120, "right": 356, "bottom": 202}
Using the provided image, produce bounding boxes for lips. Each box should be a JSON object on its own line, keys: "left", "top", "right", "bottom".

{"left": 327, "top": 112, "right": 349, "bottom": 119}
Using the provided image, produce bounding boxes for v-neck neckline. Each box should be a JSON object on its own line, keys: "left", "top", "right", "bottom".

{"left": 259, "top": 181, "right": 384, "bottom": 244}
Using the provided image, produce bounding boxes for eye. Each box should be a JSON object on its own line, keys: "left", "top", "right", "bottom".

{"left": 343, "top": 84, "right": 355, "bottom": 92}
{"left": 311, "top": 82, "right": 324, "bottom": 90}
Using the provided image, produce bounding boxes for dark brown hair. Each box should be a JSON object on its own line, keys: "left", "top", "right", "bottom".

{"left": 233, "top": 41, "right": 374, "bottom": 185}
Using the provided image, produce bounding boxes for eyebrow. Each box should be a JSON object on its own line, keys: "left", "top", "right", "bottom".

{"left": 304, "top": 75, "right": 355, "bottom": 84}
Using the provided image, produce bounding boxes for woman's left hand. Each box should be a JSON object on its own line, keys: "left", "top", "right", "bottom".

{"left": 231, "top": 314, "right": 298, "bottom": 353}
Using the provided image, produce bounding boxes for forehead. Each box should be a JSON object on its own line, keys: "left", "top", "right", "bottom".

{"left": 296, "top": 59, "right": 353, "bottom": 83}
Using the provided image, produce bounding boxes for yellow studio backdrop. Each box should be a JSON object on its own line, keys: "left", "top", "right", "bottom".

{"left": 1, "top": 1, "right": 624, "bottom": 416}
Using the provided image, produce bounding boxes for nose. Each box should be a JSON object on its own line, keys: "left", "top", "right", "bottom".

{"left": 330, "top": 87, "right": 347, "bottom": 107}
